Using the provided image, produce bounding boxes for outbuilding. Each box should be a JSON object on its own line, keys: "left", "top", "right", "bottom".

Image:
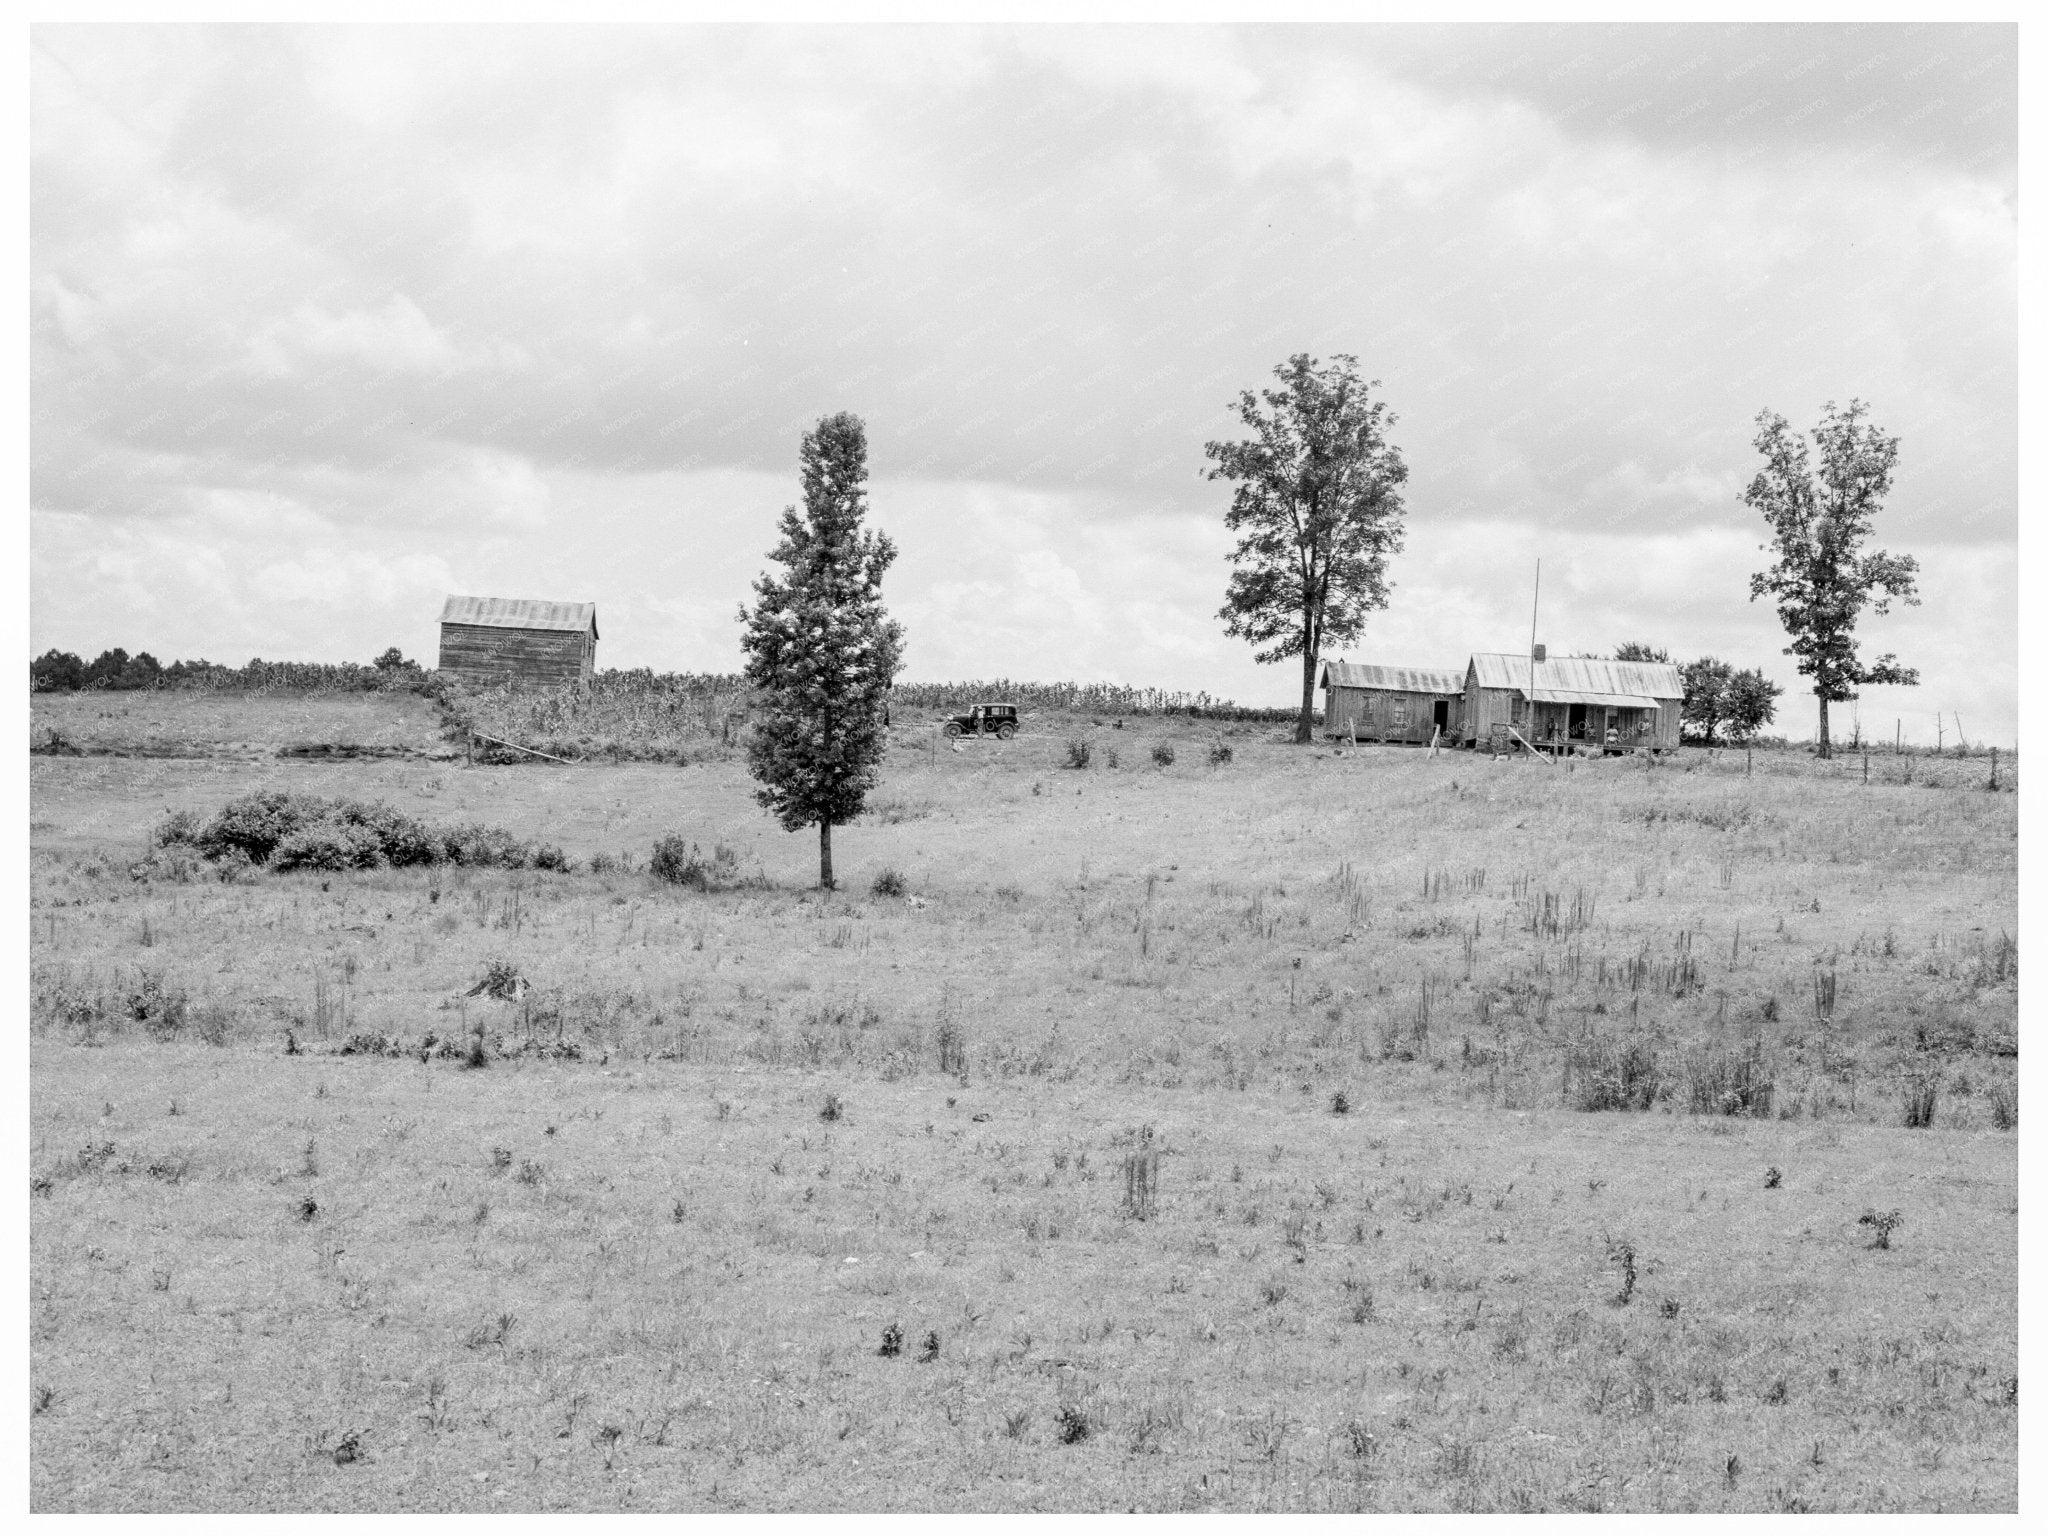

{"left": 1319, "top": 661, "right": 1466, "bottom": 745}
{"left": 1460, "top": 650, "right": 1683, "bottom": 753}
{"left": 437, "top": 595, "right": 598, "bottom": 691}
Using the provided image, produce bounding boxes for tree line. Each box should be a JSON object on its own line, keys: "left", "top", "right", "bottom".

{"left": 31, "top": 647, "right": 422, "bottom": 693}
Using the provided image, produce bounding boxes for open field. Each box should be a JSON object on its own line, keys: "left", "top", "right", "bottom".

{"left": 31, "top": 690, "right": 450, "bottom": 759}
{"left": 29, "top": 713, "right": 2019, "bottom": 1511}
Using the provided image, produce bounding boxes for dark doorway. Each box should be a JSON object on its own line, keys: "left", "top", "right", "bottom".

{"left": 1568, "top": 703, "right": 1587, "bottom": 740}
{"left": 1432, "top": 699, "right": 1450, "bottom": 733}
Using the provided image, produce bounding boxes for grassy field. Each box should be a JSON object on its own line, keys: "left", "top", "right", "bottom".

{"left": 30, "top": 691, "right": 449, "bottom": 758}
{"left": 28, "top": 704, "right": 2019, "bottom": 1511}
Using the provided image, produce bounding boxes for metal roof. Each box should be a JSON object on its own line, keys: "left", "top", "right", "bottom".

{"left": 1320, "top": 661, "right": 1467, "bottom": 694}
{"left": 440, "top": 595, "right": 598, "bottom": 638}
{"left": 1468, "top": 653, "right": 1681, "bottom": 700}
{"left": 1530, "top": 688, "right": 1661, "bottom": 709}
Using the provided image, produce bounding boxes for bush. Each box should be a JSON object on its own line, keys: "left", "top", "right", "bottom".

{"left": 196, "top": 791, "right": 327, "bottom": 864}
{"left": 1064, "top": 738, "right": 1092, "bottom": 769}
{"left": 439, "top": 822, "right": 531, "bottom": 869}
{"left": 1565, "top": 1036, "right": 1663, "bottom": 1111}
{"left": 1209, "top": 741, "right": 1234, "bottom": 765}
{"left": 149, "top": 809, "right": 207, "bottom": 849}
{"left": 126, "top": 972, "right": 190, "bottom": 1041}
{"left": 334, "top": 801, "right": 439, "bottom": 866}
{"left": 1151, "top": 742, "right": 1176, "bottom": 767}
{"left": 129, "top": 845, "right": 205, "bottom": 883}
{"left": 651, "top": 836, "right": 741, "bottom": 890}
{"left": 272, "top": 818, "right": 389, "bottom": 872}
{"left": 871, "top": 867, "right": 906, "bottom": 897}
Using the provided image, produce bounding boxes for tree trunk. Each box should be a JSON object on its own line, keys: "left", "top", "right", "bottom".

{"left": 1297, "top": 648, "right": 1318, "bottom": 745}
{"left": 819, "top": 820, "right": 835, "bottom": 890}
{"left": 1816, "top": 695, "right": 1831, "bottom": 759}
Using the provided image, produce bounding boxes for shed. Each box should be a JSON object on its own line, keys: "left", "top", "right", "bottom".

{"left": 1320, "top": 661, "right": 1466, "bottom": 745}
{"left": 437, "top": 595, "right": 598, "bottom": 691}
{"left": 1460, "top": 652, "right": 1683, "bottom": 753}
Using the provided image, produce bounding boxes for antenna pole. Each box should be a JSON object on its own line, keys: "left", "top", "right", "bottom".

{"left": 1529, "top": 557, "right": 1541, "bottom": 699}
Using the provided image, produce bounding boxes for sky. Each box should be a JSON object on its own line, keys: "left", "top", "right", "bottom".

{"left": 30, "top": 23, "right": 2017, "bottom": 744}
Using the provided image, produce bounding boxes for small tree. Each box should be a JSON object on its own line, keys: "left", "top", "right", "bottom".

{"left": 1206, "top": 353, "right": 1408, "bottom": 744}
{"left": 1723, "top": 668, "right": 1783, "bottom": 742}
{"left": 1613, "top": 642, "right": 1671, "bottom": 663}
{"left": 1679, "top": 657, "right": 1733, "bottom": 746}
{"left": 1744, "top": 401, "right": 1920, "bottom": 757}
{"left": 739, "top": 412, "right": 905, "bottom": 889}
{"left": 373, "top": 647, "right": 411, "bottom": 672}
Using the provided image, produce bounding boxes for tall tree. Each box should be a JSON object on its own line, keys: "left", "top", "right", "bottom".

{"left": 1207, "top": 354, "right": 1408, "bottom": 744}
{"left": 1613, "top": 641, "right": 1671, "bottom": 663}
{"left": 739, "top": 413, "right": 905, "bottom": 889}
{"left": 1744, "top": 400, "right": 1920, "bottom": 757}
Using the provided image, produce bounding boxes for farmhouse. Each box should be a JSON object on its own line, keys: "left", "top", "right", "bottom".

{"left": 1460, "top": 650, "right": 1683, "bottom": 753}
{"left": 1320, "top": 661, "right": 1465, "bottom": 745}
{"left": 437, "top": 595, "right": 598, "bottom": 691}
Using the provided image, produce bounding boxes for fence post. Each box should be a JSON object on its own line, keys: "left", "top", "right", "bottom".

{"left": 1745, "top": 746, "right": 1752, "bottom": 778}
{"left": 1863, "top": 751, "right": 1869, "bottom": 785}
{"left": 1989, "top": 746, "right": 1999, "bottom": 792}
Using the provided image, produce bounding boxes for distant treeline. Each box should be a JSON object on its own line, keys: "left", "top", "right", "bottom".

{"left": 31, "top": 647, "right": 426, "bottom": 694}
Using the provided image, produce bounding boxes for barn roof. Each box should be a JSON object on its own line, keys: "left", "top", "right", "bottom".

{"left": 1468, "top": 653, "right": 1682, "bottom": 700}
{"left": 1320, "top": 661, "right": 1467, "bottom": 694}
{"left": 440, "top": 595, "right": 598, "bottom": 639}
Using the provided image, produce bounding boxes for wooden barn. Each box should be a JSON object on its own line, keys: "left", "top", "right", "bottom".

{"left": 437, "top": 595, "right": 598, "bottom": 691}
{"left": 1460, "top": 650, "right": 1683, "bottom": 754}
{"left": 1319, "top": 661, "right": 1466, "bottom": 745}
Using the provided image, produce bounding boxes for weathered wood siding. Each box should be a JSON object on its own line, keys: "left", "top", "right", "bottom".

{"left": 438, "top": 623, "right": 593, "bottom": 689}
{"left": 1327, "top": 686, "right": 1461, "bottom": 744}
{"left": 1459, "top": 679, "right": 1525, "bottom": 744}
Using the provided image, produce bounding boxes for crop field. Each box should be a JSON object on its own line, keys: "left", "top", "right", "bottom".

{"left": 28, "top": 700, "right": 2019, "bottom": 1512}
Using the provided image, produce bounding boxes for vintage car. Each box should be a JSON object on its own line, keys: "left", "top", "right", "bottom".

{"left": 941, "top": 703, "right": 1019, "bottom": 739}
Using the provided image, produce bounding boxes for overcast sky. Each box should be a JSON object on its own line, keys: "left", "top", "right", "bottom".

{"left": 31, "top": 24, "right": 2016, "bottom": 743}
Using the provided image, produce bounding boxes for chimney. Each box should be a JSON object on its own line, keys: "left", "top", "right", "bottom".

{"left": 1532, "top": 643, "right": 1546, "bottom": 663}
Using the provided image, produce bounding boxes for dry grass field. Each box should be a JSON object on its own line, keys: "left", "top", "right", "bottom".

{"left": 28, "top": 700, "right": 2018, "bottom": 1511}
{"left": 31, "top": 690, "right": 449, "bottom": 758}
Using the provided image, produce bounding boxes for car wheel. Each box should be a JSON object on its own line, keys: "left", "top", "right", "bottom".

{"left": 943, "top": 722, "right": 963, "bottom": 738}
{"left": 996, "top": 724, "right": 1016, "bottom": 740}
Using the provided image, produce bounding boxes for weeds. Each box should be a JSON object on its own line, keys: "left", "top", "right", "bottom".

{"left": 1682, "top": 1041, "right": 1774, "bottom": 1117}
{"left": 1606, "top": 1238, "right": 1638, "bottom": 1306}
{"left": 1764, "top": 1166, "right": 1782, "bottom": 1189}
{"left": 1055, "top": 1405, "right": 1091, "bottom": 1444}
{"left": 1902, "top": 1080, "right": 1939, "bottom": 1129}
{"left": 878, "top": 1323, "right": 903, "bottom": 1358}
{"left": 820, "top": 1093, "right": 844, "bottom": 1123}
{"left": 1565, "top": 1037, "right": 1663, "bottom": 1112}
{"left": 871, "top": 867, "right": 906, "bottom": 898}
{"left": 1859, "top": 1209, "right": 1904, "bottom": 1250}
{"left": 1121, "top": 1133, "right": 1160, "bottom": 1221}
{"left": 1064, "top": 738, "right": 1092, "bottom": 770}
{"left": 1151, "top": 742, "right": 1176, "bottom": 767}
